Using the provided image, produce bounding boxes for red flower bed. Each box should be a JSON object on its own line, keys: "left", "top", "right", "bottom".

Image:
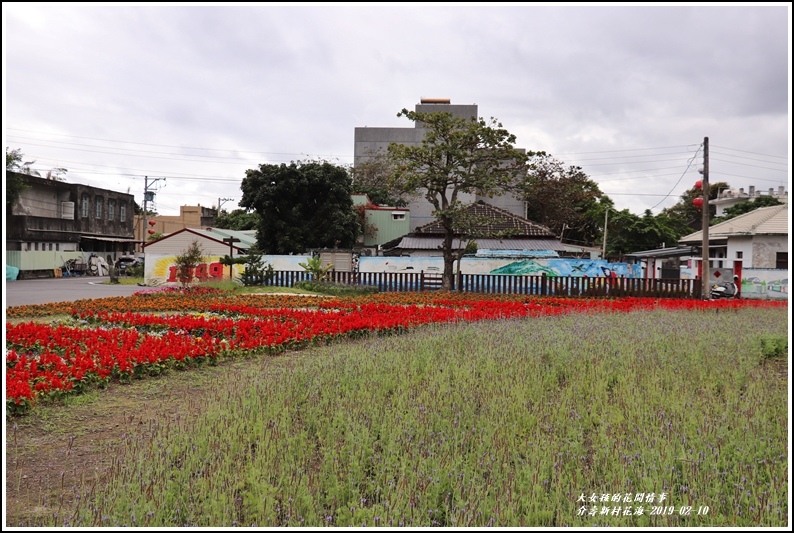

{"left": 6, "top": 293, "right": 786, "bottom": 413}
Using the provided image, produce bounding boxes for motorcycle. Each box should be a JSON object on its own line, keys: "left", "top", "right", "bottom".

{"left": 710, "top": 281, "right": 738, "bottom": 299}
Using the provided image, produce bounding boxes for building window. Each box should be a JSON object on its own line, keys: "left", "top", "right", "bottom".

{"left": 95, "top": 197, "right": 103, "bottom": 219}
{"left": 120, "top": 203, "right": 126, "bottom": 222}
{"left": 392, "top": 212, "right": 406, "bottom": 220}
{"left": 108, "top": 199, "right": 116, "bottom": 221}
{"left": 56, "top": 243, "right": 59, "bottom": 251}
{"left": 81, "top": 194, "right": 90, "bottom": 218}
{"left": 49, "top": 243, "right": 53, "bottom": 251}
{"left": 736, "top": 251, "right": 743, "bottom": 259}
{"left": 25, "top": 242, "right": 31, "bottom": 251}
{"left": 35, "top": 242, "right": 39, "bottom": 251}
{"left": 776, "top": 252, "right": 788, "bottom": 270}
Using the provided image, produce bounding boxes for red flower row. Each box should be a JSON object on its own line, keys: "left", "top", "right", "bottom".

{"left": 6, "top": 296, "right": 786, "bottom": 411}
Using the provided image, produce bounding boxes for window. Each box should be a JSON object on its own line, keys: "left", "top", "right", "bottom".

{"left": 56, "top": 243, "right": 59, "bottom": 251}
{"left": 736, "top": 251, "right": 743, "bottom": 259}
{"left": 49, "top": 243, "right": 53, "bottom": 251}
{"left": 95, "top": 197, "right": 103, "bottom": 219}
{"left": 120, "top": 203, "right": 126, "bottom": 222}
{"left": 81, "top": 194, "right": 90, "bottom": 218}
{"left": 25, "top": 242, "right": 31, "bottom": 251}
{"left": 108, "top": 199, "right": 116, "bottom": 221}
{"left": 392, "top": 212, "right": 406, "bottom": 220}
{"left": 776, "top": 252, "right": 788, "bottom": 270}
{"left": 35, "top": 243, "right": 39, "bottom": 251}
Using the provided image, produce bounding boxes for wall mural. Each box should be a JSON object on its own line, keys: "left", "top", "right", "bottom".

{"left": 359, "top": 256, "right": 642, "bottom": 278}
{"left": 145, "top": 254, "right": 311, "bottom": 284}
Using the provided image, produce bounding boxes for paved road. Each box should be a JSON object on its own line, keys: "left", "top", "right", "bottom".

{"left": 4, "top": 276, "right": 146, "bottom": 308}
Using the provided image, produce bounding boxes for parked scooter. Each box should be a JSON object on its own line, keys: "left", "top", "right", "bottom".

{"left": 710, "top": 281, "right": 738, "bottom": 299}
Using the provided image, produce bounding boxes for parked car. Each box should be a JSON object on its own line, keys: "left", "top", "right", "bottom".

{"left": 115, "top": 256, "right": 141, "bottom": 273}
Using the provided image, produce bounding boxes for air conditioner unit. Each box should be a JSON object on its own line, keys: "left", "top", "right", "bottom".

{"left": 61, "top": 201, "right": 75, "bottom": 220}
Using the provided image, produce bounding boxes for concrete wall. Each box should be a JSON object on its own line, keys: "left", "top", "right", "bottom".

{"left": 143, "top": 253, "right": 311, "bottom": 285}
{"left": 358, "top": 256, "right": 642, "bottom": 278}
{"left": 751, "top": 235, "right": 788, "bottom": 269}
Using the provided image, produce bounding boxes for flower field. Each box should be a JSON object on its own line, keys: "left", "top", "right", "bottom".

{"left": 5, "top": 288, "right": 785, "bottom": 414}
{"left": 4, "top": 288, "right": 789, "bottom": 527}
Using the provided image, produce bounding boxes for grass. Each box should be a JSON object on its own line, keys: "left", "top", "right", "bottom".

{"left": 7, "top": 306, "right": 787, "bottom": 527}
{"left": 101, "top": 277, "right": 319, "bottom": 295}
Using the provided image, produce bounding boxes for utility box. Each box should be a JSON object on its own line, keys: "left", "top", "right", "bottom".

{"left": 320, "top": 252, "right": 352, "bottom": 273}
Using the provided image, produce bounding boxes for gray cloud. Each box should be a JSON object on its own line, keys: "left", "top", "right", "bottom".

{"left": 4, "top": 4, "right": 789, "bottom": 216}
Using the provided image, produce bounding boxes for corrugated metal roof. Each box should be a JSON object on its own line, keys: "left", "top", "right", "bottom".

{"left": 679, "top": 204, "right": 789, "bottom": 244}
{"left": 391, "top": 237, "right": 568, "bottom": 251}
{"left": 625, "top": 247, "right": 693, "bottom": 259}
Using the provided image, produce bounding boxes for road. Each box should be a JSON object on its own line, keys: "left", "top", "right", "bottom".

{"left": 4, "top": 276, "right": 146, "bottom": 308}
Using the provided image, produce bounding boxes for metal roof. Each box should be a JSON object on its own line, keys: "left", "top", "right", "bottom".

{"left": 624, "top": 247, "right": 693, "bottom": 259}
{"left": 390, "top": 237, "right": 568, "bottom": 251}
{"left": 413, "top": 201, "right": 556, "bottom": 237}
{"left": 679, "top": 204, "right": 788, "bottom": 244}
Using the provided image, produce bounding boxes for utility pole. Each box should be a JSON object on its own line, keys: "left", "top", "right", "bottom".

{"left": 222, "top": 237, "right": 241, "bottom": 281}
{"left": 701, "top": 137, "right": 710, "bottom": 299}
{"left": 217, "top": 197, "right": 234, "bottom": 216}
{"left": 142, "top": 176, "right": 165, "bottom": 251}
{"left": 601, "top": 207, "right": 610, "bottom": 259}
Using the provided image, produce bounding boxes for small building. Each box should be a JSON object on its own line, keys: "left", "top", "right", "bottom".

{"left": 352, "top": 194, "right": 410, "bottom": 250}
{"left": 678, "top": 204, "right": 788, "bottom": 299}
{"left": 142, "top": 227, "right": 256, "bottom": 284}
{"left": 381, "top": 201, "right": 565, "bottom": 257}
{"left": 711, "top": 185, "right": 788, "bottom": 216}
{"left": 135, "top": 205, "right": 217, "bottom": 252}
{"left": 5, "top": 171, "right": 136, "bottom": 278}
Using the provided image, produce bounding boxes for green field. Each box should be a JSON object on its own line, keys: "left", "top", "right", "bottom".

{"left": 6, "top": 307, "right": 789, "bottom": 527}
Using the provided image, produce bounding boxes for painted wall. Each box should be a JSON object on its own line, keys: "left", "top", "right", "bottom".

{"left": 359, "top": 256, "right": 642, "bottom": 278}
{"left": 679, "top": 267, "right": 788, "bottom": 300}
{"left": 143, "top": 253, "right": 311, "bottom": 285}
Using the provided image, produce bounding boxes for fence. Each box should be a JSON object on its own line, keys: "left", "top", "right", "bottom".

{"left": 264, "top": 270, "right": 701, "bottom": 299}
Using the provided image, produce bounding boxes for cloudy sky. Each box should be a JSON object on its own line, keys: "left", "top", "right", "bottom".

{"left": 3, "top": 3, "right": 790, "bottom": 218}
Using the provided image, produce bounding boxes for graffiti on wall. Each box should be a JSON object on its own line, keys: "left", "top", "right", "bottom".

{"left": 358, "top": 256, "right": 642, "bottom": 278}
{"left": 145, "top": 254, "right": 311, "bottom": 284}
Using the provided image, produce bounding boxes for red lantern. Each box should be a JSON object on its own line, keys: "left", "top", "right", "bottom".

{"left": 147, "top": 229, "right": 156, "bottom": 235}
{"left": 694, "top": 180, "right": 702, "bottom": 190}
{"left": 692, "top": 197, "right": 703, "bottom": 208}
{"left": 148, "top": 220, "right": 156, "bottom": 226}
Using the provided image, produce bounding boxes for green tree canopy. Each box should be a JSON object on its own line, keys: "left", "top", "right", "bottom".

{"left": 606, "top": 209, "right": 688, "bottom": 257}
{"left": 239, "top": 160, "right": 359, "bottom": 254}
{"left": 660, "top": 181, "right": 730, "bottom": 232}
{"left": 386, "top": 108, "right": 532, "bottom": 290}
{"left": 518, "top": 154, "right": 608, "bottom": 246}
{"left": 6, "top": 148, "right": 31, "bottom": 207}
{"left": 711, "top": 195, "right": 783, "bottom": 224}
{"left": 213, "top": 208, "right": 260, "bottom": 231}
{"left": 350, "top": 150, "right": 413, "bottom": 207}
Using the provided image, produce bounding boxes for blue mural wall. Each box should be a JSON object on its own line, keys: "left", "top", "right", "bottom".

{"left": 359, "top": 256, "right": 642, "bottom": 278}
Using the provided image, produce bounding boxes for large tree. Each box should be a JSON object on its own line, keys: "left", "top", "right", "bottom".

{"left": 661, "top": 181, "right": 730, "bottom": 232}
{"left": 349, "top": 150, "right": 413, "bottom": 207}
{"left": 239, "top": 160, "right": 359, "bottom": 254}
{"left": 213, "top": 208, "right": 260, "bottom": 231}
{"left": 5, "top": 148, "right": 31, "bottom": 207}
{"left": 387, "top": 108, "right": 532, "bottom": 290}
{"left": 606, "top": 209, "right": 687, "bottom": 257}
{"left": 518, "top": 154, "right": 608, "bottom": 246}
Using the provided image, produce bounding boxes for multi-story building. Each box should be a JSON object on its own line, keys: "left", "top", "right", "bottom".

{"left": 135, "top": 205, "right": 217, "bottom": 251}
{"left": 711, "top": 185, "right": 788, "bottom": 216}
{"left": 354, "top": 98, "right": 527, "bottom": 231}
{"left": 6, "top": 171, "right": 136, "bottom": 277}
